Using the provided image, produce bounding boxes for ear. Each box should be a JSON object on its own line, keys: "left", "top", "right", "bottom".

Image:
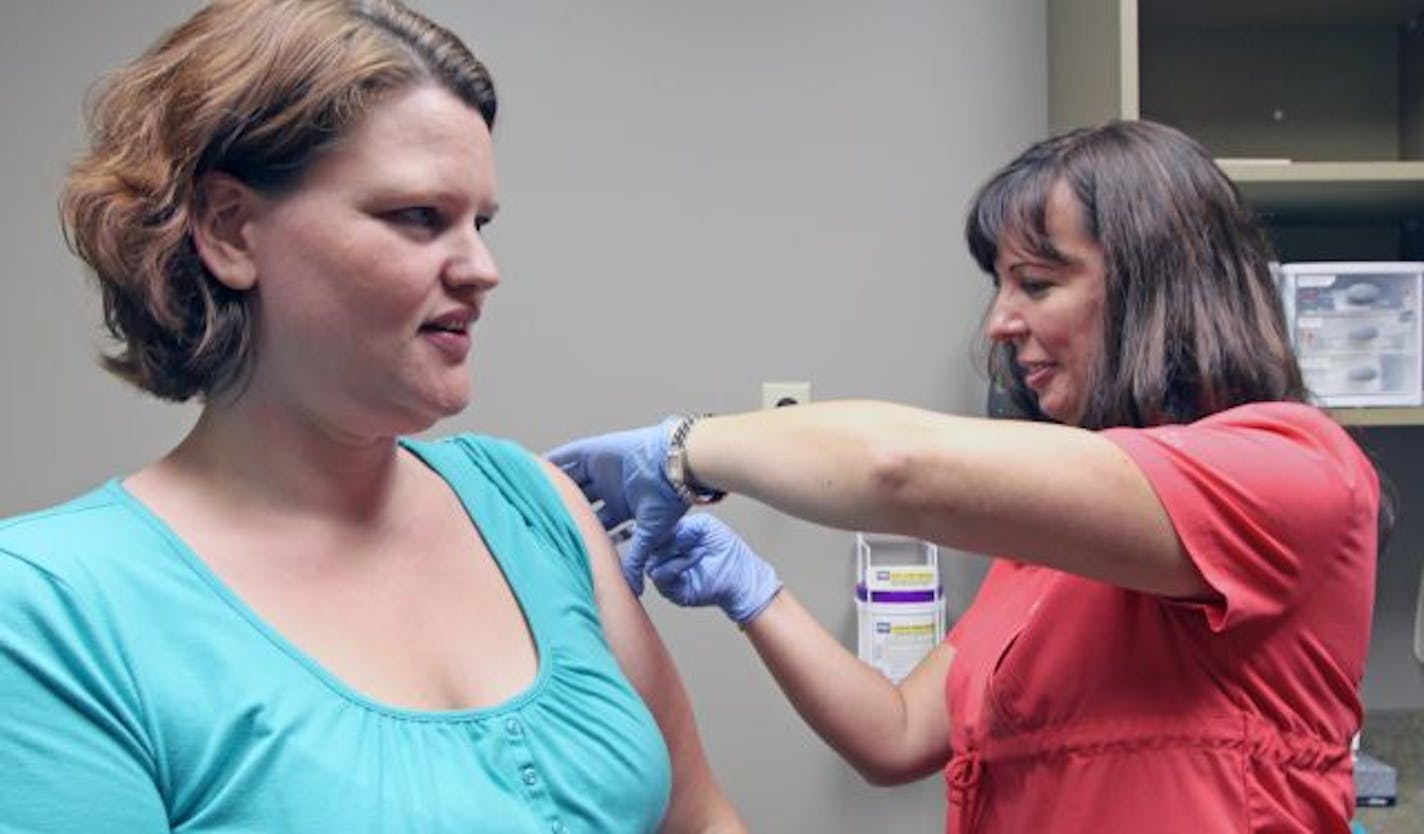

{"left": 191, "top": 173, "right": 262, "bottom": 291}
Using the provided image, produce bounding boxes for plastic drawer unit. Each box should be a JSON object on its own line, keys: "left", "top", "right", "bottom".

{"left": 1280, "top": 262, "right": 1424, "bottom": 408}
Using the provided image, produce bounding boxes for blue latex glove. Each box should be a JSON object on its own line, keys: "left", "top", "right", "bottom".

{"left": 647, "top": 514, "right": 782, "bottom": 626}
{"left": 548, "top": 418, "right": 689, "bottom": 595}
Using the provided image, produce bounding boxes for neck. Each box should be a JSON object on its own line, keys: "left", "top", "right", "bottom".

{"left": 157, "top": 393, "right": 418, "bottom": 527}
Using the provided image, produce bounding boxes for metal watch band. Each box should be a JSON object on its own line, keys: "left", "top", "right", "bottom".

{"left": 665, "top": 414, "right": 726, "bottom": 505}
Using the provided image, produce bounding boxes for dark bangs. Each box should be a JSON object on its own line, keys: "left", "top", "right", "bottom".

{"left": 965, "top": 150, "right": 1069, "bottom": 278}
{"left": 965, "top": 146, "right": 1076, "bottom": 425}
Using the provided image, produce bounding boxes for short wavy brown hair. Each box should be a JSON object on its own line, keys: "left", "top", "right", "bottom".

{"left": 60, "top": 0, "right": 497, "bottom": 401}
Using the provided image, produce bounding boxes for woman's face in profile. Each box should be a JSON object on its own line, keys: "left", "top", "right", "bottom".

{"left": 985, "top": 182, "right": 1106, "bottom": 425}
{"left": 238, "top": 83, "right": 501, "bottom": 435}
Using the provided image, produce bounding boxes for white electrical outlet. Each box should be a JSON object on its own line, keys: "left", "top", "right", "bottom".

{"left": 762, "top": 381, "right": 811, "bottom": 409}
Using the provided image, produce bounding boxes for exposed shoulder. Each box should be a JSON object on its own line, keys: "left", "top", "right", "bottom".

{"left": 532, "top": 455, "right": 592, "bottom": 513}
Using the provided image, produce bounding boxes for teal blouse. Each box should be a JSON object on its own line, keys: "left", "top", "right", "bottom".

{"left": 0, "top": 435, "right": 671, "bottom": 833}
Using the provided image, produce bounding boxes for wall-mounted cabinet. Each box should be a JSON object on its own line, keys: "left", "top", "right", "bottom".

{"left": 1049, "top": 0, "right": 1424, "bottom": 425}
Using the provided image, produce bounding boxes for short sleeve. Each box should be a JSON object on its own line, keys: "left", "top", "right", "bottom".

{"left": 0, "top": 551, "right": 168, "bottom": 832}
{"left": 1102, "top": 403, "right": 1376, "bottom": 631}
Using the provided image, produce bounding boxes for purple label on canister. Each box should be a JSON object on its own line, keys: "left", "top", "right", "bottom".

{"left": 855, "top": 583, "right": 940, "bottom": 603}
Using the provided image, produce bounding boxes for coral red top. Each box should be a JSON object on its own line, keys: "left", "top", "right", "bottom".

{"left": 943, "top": 403, "right": 1378, "bottom": 833}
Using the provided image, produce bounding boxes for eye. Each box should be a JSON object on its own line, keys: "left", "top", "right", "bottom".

{"left": 475, "top": 214, "right": 493, "bottom": 232}
{"left": 387, "top": 206, "right": 444, "bottom": 231}
{"left": 1019, "top": 277, "right": 1052, "bottom": 297}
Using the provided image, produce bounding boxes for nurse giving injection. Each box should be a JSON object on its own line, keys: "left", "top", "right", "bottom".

{"left": 552, "top": 120, "right": 1391, "bottom": 834}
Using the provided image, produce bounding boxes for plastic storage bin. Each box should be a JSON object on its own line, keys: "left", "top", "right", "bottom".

{"left": 1279, "top": 262, "right": 1424, "bottom": 407}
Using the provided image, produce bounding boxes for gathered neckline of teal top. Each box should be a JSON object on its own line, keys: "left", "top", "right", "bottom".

{"left": 101, "top": 437, "right": 556, "bottom": 724}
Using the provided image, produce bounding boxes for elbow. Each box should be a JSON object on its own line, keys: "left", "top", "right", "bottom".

{"left": 865, "top": 435, "right": 912, "bottom": 491}
{"left": 864, "top": 439, "right": 919, "bottom": 517}
{"left": 854, "top": 759, "right": 923, "bottom": 788}
{"left": 846, "top": 749, "right": 928, "bottom": 788}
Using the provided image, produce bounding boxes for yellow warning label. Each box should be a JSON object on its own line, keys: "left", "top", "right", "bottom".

{"left": 886, "top": 570, "right": 935, "bottom": 587}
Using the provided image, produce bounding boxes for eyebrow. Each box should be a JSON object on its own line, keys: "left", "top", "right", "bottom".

{"left": 366, "top": 186, "right": 499, "bottom": 217}
{"left": 1006, "top": 248, "right": 1074, "bottom": 274}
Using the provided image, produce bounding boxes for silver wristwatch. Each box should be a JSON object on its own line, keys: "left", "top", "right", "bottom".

{"left": 665, "top": 414, "right": 726, "bottom": 505}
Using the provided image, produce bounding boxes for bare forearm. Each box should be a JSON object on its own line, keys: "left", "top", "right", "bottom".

{"left": 742, "top": 590, "right": 953, "bottom": 785}
{"left": 685, "top": 401, "right": 922, "bottom": 533}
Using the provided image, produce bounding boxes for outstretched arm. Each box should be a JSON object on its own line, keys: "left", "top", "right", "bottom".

{"left": 683, "top": 401, "right": 1207, "bottom": 598}
{"left": 539, "top": 460, "right": 746, "bottom": 834}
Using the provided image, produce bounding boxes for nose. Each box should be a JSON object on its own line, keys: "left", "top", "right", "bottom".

{"left": 985, "top": 287, "right": 1026, "bottom": 343}
{"left": 444, "top": 225, "right": 500, "bottom": 292}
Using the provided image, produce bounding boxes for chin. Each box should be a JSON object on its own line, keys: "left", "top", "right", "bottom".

{"left": 387, "top": 394, "right": 470, "bottom": 437}
{"left": 423, "top": 376, "right": 472, "bottom": 413}
{"left": 428, "top": 393, "right": 471, "bottom": 422}
{"left": 1036, "top": 397, "right": 1073, "bottom": 424}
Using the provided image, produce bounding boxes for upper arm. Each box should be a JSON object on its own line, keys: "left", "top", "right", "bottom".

{"left": 536, "top": 460, "right": 745, "bottom": 833}
{"left": 883, "top": 414, "right": 1202, "bottom": 598}
{"left": 892, "top": 640, "right": 956, "bottom": 781}
{"left": 0, "top": 553, "right": 168, "bottom": 833}
{"left": 892, "top": 405, "right": 1369, "bottom": 605}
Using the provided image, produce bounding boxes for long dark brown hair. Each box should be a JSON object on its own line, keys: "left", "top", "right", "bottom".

{"left": 966, "top": 119, "right": 1307, "bottom": 430}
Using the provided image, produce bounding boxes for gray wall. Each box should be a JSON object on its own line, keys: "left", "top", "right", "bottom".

{"left": 0, "top": 2, "right": 1042, "bottom": 829}
{"left": 7, "top": 1, "right": 1418, "bottom": 831}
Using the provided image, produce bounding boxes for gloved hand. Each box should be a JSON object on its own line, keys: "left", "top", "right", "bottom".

{"left": 548, "top": 418, "right": 689, "bottom": 595}
{"left": 647, "top": 514, "right": 782, "bottom": 626}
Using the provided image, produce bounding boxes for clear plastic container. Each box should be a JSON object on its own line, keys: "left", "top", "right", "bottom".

{"left": 1280, "top": 262, "right": 1424, "bottom": 407}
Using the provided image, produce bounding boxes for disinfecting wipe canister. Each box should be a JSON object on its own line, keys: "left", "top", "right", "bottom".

{"left": 855, "top": 533, "right": 945, "bottom": 684}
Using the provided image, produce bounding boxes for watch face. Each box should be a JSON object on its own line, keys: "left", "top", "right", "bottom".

{"left": 664, "top": 415, "right": 725, "bottom": 504}
{"left": 665, "top": 436, "right": 693, "bottom": 501}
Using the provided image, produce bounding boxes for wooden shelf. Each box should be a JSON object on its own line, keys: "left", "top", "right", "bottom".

{"left": 1328, "top": 407, "right": 1424, "bottom": 427}
{"left": 1143, "top": 0, "right": 1423, "bottom": 30}
{"left": 1050, "top": 0, "right": 1424, "bottom": 426}
{"left": 1220, "top": 161, "right": 1424, "bottom": 220}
